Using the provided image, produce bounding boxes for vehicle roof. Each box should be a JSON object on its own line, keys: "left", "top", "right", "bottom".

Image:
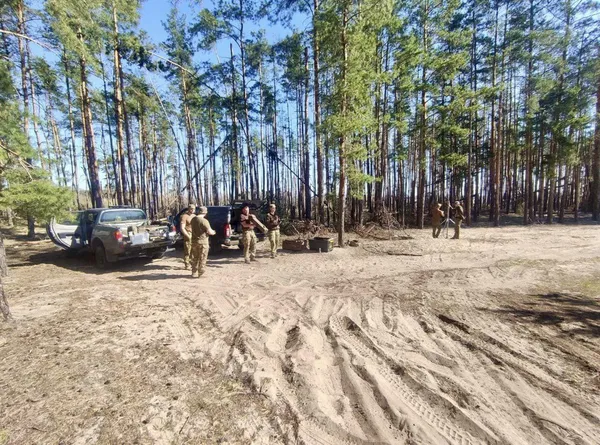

{"left": 85, "top": 208, "right": 145, "bottom": 212}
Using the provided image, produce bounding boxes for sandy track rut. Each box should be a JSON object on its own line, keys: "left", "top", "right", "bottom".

{"left": 168, "top": 272, "right": 597, "bottom": 444}
{"left": 127, "top": 226, "right": 600, "bottom": 444}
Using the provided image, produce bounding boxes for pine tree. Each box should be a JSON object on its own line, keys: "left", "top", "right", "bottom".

{"left": 46, "top": 0, "right": 104, "bottom": 208}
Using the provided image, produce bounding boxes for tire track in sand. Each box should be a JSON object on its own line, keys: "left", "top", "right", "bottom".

{"left": 434, "top": 315, "right": 600, "bottom": 429}
{"left": 329, "top": 315, "right": 500, "bottom": 445}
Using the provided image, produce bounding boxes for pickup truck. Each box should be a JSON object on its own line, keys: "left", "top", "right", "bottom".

{"left": 172, "top": 206, "right": 234, "bottom": 252}
{"left": 172, "top": 201, "right": 267, "bottom": 252}
{"left": 48, "top": 207, "right": 177, "bottom": 268}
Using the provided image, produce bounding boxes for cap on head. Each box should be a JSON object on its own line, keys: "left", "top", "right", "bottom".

{"left": 455, "top": 201, "right": 461, "bottom": 205}
{"left": 269, "top": 203, "right": 276, "bottom": 208}
{"left": 198, "top": 206, "right": 207, "bottom": 215}
{"left": 187, "top": 204, "right": 195, "bottom": 211}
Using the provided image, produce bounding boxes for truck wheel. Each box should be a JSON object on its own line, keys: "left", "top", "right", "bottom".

{"left": 95, "top": 245, "right": 108, "bottom": 269}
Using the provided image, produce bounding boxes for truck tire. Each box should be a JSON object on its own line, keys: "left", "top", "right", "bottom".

{"left": 95, "top": 244, "right": 108, "bottom": 269}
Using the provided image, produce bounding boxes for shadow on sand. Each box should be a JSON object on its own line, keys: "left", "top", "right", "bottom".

{"left": 484, "top": 292, "right": 600, "bottom": 339}
{"left": 16, "top": 241, "right": 253, "bottom": 277}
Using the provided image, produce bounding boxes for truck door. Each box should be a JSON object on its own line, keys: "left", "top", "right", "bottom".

{"left": 47, "top": 212, "right": 84, "bottom": 251}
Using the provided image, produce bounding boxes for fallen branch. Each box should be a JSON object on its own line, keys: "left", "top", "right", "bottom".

{"left": 387, "top": 251, "right": 423, "bottom": 257}
{"left": 29, "top": 426, "right": 47, "bottom": 432}
{"left": 178, "top": 415, "right": 190, "bottom": 435}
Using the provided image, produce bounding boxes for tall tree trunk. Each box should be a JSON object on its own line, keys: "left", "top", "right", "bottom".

{"left": 209, "top": 106, "right": 219, "bottom": 205}
{"left": 78, "top": 28, "right": 103, "bottom": 208}
{"left": 524, "top": 0, "right": 535, "bottom": 224}
{"left": 181, "top": 71, "right": 196, "bottom": 203}
{"left": 548, "top": 0, "right": 572, "bottom": 224}
{"left": 28, "top": 49, "right": 45, "bottom": 169}
{"left": 112, "top": 2, "right": 129, "bottom": 205}
{"left": 100, "top": 56, "right": 121, "bottom": 204}
{"left": 47, "top": 92, "right": 68, "bottom": 187}
{"left": 119, "top": 63, "right": 137, "bottom": 206}
{"left": 238, "top": 0, "right": 257, "bottom": 199}
{"left": 537, "top": 122, "right": 546, "bottom": 218}
{"left": 304, "top": 47, "right": 311, "bottom": 219}
{"left": 16, "top": 0, "right": 35, "bottom": 238}
{"left": 63, "top": 53, "right": 81, "bottom": 208}
{"left": 230, "top": 43, "right": 241, "bottom": 200}
{"left": 313, "top": 0, "right": 324, "bottom": 223}
{"left": 417, "top": 1, "right": 429, "bottom": 229}
{"left": 559, "top": 164, "right": 570, "bottom": 222}
{"left": 593, "top": 49, "right": 600, "bottom": 220}
{"left": 338, "top": 5, "right": 348, "bottom": 247}
{"left": 489, "top": 0, "right": 500, "bottom": 226}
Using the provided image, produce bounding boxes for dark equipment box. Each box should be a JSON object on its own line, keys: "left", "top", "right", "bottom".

{"left": 282, "top": 239, "right": 308, "bottom": 251}
{"left": 309, "top": 237, "right": 334, "bottom": 252}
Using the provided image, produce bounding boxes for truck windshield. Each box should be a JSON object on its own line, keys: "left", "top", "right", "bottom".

{"left": 100, "top": 209, "right": 146, "bottom": 223}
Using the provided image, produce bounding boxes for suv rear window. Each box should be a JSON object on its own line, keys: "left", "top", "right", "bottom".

{"left": 100, "top": 209, "right": 146, "bottom": 223}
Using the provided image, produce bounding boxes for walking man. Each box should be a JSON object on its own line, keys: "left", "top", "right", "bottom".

{"left": 240, "top": 204, "right": 258, "bottom": 263}
{"left": 431, "top": 203, "right": 444, "bottom": 238}
{"left": 265, "top": 203, "right": 281, "bottom": 258}
{"left": 180, "top": 204, "right": 196, "bottom": 269}
{"left": 452, "top": 200, "right": 465, "bottom": 239}
{"left": 190, "top": 206, "right": 215, "bottom": 278}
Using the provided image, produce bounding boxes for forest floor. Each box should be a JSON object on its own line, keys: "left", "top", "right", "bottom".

{"left": 1, "top": 218, "right": 600, "bottom": 445}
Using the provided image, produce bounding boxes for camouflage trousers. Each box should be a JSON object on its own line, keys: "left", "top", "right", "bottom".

{"left": 191, "top": 242, "right": 209, "bottom": 276}
{"left": 432, "top": 224, "right": 442, "bottom": 239}
{"left": 453, "top": 220, "right": 463, "bottom": 239}
{"left": 183, "top": 238, "right": 192, "bottom": 267}
{"left": 242, "top": 230, "right": 257, "bottom": 262}
{"left": 268, "top": 229, "right": 280, "bottom": 257}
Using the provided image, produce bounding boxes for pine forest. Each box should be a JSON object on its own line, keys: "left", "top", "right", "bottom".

{"left": 1, "top": 0, "right": 599, "bottom": 243}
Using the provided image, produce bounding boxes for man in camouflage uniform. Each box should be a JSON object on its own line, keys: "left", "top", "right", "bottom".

{"left": 180, "top": 204, "right": 196, "bottom": 269}
{"left": 265, "top": 203, "right": 281, "bottom": 258}
{"left": 452, "top": 200, "right": 465, "bottom": 239}
{"left": 190, "top": 206, "right": 215, "bottom": 277}
{"left": 431, "top": 203, "right": 444, "bottom": 238}
{"left": 240, "top": 204, "right": 257, "bottom": 263}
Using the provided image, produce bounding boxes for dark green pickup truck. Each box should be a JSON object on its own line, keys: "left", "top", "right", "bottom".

{"left": 48, "top": 207, "right": 177, "bottom": 268}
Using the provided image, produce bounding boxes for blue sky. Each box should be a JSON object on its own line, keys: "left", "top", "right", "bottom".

{"left": 23, "top": 0, "right": 309, "bottom": 195}
{"left": 139, "top": 0, "right": 308, "bottom": 66}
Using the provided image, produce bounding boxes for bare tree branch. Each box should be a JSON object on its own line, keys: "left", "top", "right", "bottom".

{"left": 0, "top": 28, "right": 59, "bottom": 54}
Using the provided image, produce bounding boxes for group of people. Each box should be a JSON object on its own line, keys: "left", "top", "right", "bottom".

{"left": 431, "top": 201, "right": 465, "bottom": 239}
{"left": 179, "top": 203, "right": 281, "bottom": 278}
{"left": 176, "top": 199, "right": 463, "bottom": 277}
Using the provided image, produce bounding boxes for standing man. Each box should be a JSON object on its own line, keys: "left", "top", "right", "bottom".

{"left": 452, "top": 200, "right": 465, "bottom": 239}
{"left": 240, "top": 204, "right": 257, "bottom": 263}
{"left": 190, "top": 206, "right": 216, "bottom": 277}
{"left": 431, "top": 203, "right": 444, "bottom": 238}
{"left": 265, "top": 203, "right": 281, "bottom": 258}
{"left": 180, "top": 204, "right": 196, "bottom": 269}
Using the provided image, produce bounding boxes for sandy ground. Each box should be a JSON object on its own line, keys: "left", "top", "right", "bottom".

{"left": 1, "top": 221, "right": 599, "bottom": 445}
